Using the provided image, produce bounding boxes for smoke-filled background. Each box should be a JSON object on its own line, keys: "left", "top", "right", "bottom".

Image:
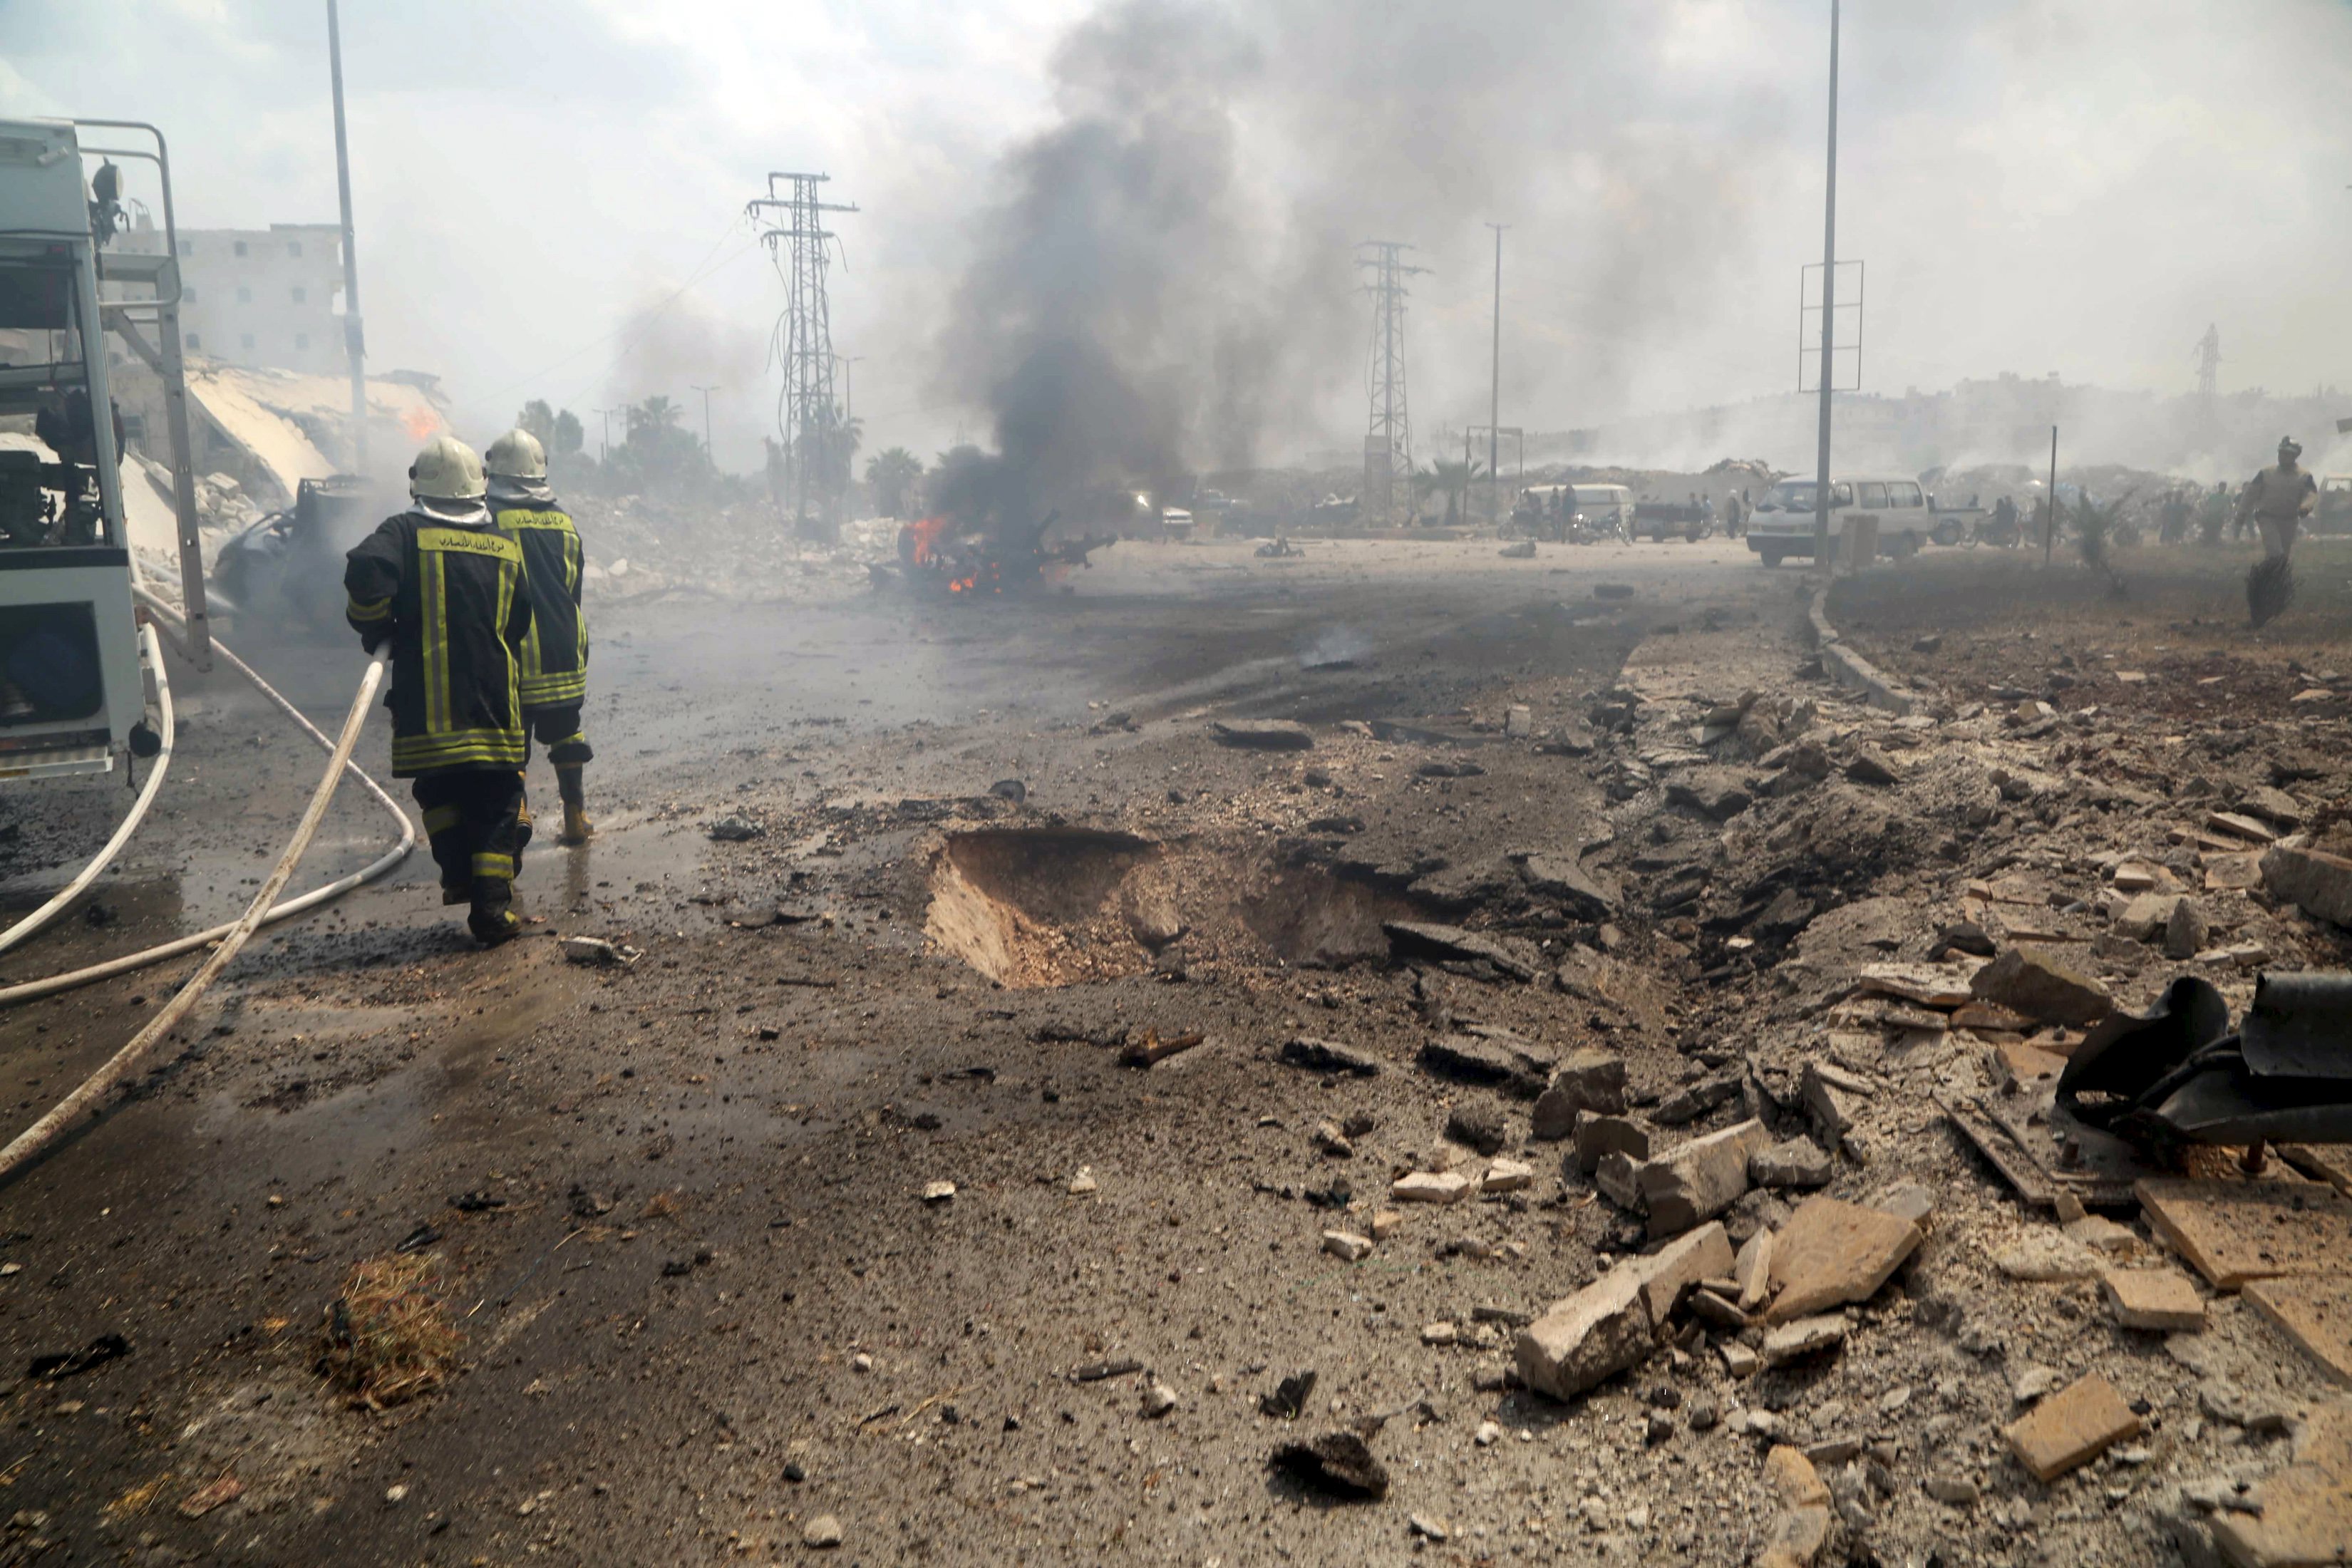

{"left": 9, "top": 0, "right": 2352, "bottom": 480}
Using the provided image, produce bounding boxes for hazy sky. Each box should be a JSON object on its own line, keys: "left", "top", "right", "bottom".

{"left": 7, "top": 0, "right": 2351, "bottom": 475}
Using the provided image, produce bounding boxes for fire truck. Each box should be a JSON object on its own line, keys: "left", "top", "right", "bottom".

{"left": 0, "top": 117, "right": 207, "bottom": 778}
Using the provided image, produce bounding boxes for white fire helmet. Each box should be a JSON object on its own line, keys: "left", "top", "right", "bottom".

{"left": 485, "top": 428, "right": 549, "bottom": 481}
{"left": 409, "top": 434, "right": 486, "bottom": 502}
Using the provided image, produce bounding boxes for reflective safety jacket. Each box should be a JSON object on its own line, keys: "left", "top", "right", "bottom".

{"left": 344, "top": 503, "right": 531, "bottom": 778}
{"left": 488, "top": 482, "right": 587, "bottom": 708}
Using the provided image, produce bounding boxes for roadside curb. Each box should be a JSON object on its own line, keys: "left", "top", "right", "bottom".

{"left": 1807, "top": 579, "right": 1922, "bottom": 716}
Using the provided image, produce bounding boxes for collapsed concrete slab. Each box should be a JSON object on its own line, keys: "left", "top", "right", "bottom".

{"left": 1764, "top": 1195, "right": 1924, "bottom": 1322}
{"left": 1970, "top": 947, "right": 2112, "bottom": 1026}
{"left": 2261, "top": 843, "right": 2352, "bottom": 929}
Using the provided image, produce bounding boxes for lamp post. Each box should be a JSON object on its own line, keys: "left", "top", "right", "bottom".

{"left": 1485, "top": 222, "right": 1505, "bottom": 526}
{"left": 325, "top": 0, "right": 366, "bottom": 471}
{"left": 690, "top": 383, "right": 719, "bottom": 461}
{"left": 1811, "top": 0, "right": 1840, "bottom": 575}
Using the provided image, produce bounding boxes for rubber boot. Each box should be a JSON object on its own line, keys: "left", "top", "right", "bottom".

{"left": 468, "top": 881, "right": 522, "bottom": 947}
{"left": 556, "top": 765, "right": 593, "bottom": 845}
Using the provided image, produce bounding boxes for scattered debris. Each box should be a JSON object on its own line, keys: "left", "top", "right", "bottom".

{"left": 177, "top": 1472, "right": 242, "bottom": 1520}
{"left": 1259, "top": 1369, "right": 1316, "bottom": 1420}
{"left": 1269, "top": 1430, "right": 1389, "bottom": 1501}
{"left": 29, "top": 1334, "right": 130, "bottom": 1381}
{"left": 1210, "top": 719, "right": 1314, "bottom": 751}
{"left": 1120, "top": 1028, "right": 1204, "bottom": 1068}
{"left": 560, "top": 935, "right": 640, "bottom": 966}
{"left": 2001, "top": 1373, "right": 2142, "bottom": 1482}
{"left": 1279, "top": 1036, "right": 1378, "bottom": 1076}
{"left": 319, "top": 1254, "right": 459, "bottom": 1410}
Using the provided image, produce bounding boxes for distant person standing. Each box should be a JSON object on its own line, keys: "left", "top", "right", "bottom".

{"left": 486, "top": 428, "right": 595, "bottom": 845}
{"left": 2237, "top": 437, "right": 2318, "bottom": 560}
{"left": 2158, "top": 487, "right": 2191, "bottom": 545}
{"left": 344, "top": 436, "right": 533, "bottom": 945}
{"left": 2198, "top": 482, "right": 2231, "bottom": 545}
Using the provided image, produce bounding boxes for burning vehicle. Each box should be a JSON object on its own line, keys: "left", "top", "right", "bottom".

{"left": 880, "top": 507, "right": 1116, "bottom": 597}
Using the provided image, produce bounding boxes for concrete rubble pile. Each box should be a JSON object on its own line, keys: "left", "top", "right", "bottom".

{"left": 1235, "top": 589, "right": 2352, "bottom": 1562}
{"left": 567, "top": 496, "right": 901, "bottom": 604}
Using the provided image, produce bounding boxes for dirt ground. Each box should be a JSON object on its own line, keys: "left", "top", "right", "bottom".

{"left": 0, "top": 532, "right": 2344, "bottom": 1566}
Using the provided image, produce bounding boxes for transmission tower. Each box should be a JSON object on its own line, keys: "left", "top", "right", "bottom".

{"left": 1356, "top": 241, "right": 1426, "bottom": 525}
{"left": 2194, "top": 324, "right": 2221, "bottom": 401}
{"left": 748, "top": 172, "right": 857, "bottom": 532}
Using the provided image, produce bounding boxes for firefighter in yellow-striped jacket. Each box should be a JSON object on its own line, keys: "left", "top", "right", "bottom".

{"left": 344, "top": 435, "right": 534, "bottom": 946}
{"left": 485, "top": 428, "right": 594, "bottom": 845}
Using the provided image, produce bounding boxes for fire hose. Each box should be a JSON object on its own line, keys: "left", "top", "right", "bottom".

{"left": 0, "top": 622, "right": 174, "bottom": 957}
{"left": 0, "top": 593, "right": 414, "bottom": 1009}
{"left": 0, "top": 655, "right": 385, "bottom": 1180}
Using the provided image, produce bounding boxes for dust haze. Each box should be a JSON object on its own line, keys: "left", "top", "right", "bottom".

{"left": 927, "top": 0, "right": 2352, "bottom": 492}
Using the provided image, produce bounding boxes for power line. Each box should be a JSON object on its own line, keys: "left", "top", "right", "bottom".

{"left": 748, "top": 171, "right": 857, "bottom": 536}
{"left": 2194, "top": 324, "right": 2221, "bottom": 401}
{"left": 1356, "top": 240, "right": 1426, "bottom": 525}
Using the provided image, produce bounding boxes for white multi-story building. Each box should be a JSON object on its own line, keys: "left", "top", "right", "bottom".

{"left": 115, "top": 220, "right": 346, "bottom": 376}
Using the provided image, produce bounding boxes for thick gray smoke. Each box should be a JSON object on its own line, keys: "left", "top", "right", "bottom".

{"left": 931, "top": 0, "right": 1811, "bottom": 526}
{"left": 930, "top": 0, "right": 2352, "bottom": 506}
{"left": 932, "top": 3, "right": 1273, "bottom": 534}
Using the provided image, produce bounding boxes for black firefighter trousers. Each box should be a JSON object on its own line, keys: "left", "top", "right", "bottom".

{"left": 413, "top": 768, "right": 532, "bottom": 908}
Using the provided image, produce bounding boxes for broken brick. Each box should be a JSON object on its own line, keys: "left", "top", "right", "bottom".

{"left": 1530, "top": 1051, "right": 1629, "bottom": 1140}
{"left": 1514, "top": 1269, "right": 1654, "bottom": 1402}
{"left": 1639, "top": 1119, "right": 1768, "bottom": 1238}
{"left": 2001, "top": 1373, "right": 2142, "bottom": 1482}
{"left": 2099, "top": 1267, "right": 2205, "bottom": 1332}
{"left": 1570, "top": 1111, "right": 1650, "bottom": 1175}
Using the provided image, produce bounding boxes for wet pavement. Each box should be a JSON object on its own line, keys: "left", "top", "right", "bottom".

{"left": 0, "top": 533, "right": 1782, "bottom": 1564}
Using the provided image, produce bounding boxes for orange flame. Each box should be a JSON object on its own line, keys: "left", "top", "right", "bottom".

{"left": 401, "top": 404, "right": 441, "bottom": 441}
{"left": 903, "top": 515, "right": 949, "bottom": 567}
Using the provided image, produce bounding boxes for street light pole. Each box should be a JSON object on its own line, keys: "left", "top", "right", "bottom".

{"left": 690, "top": 383, "right": 718, "bottom": 462}
{"left": 833, "top": 355, "right": 865, "bottom": 423}
{"left": 1812, "top": 0, "right": 1840, "bottom": 574}
{"left": 1486, "top": 222, "right": 1506, "bottom": 527}
{"left": 325, "top": 0, "right": 367, "bottom": 473}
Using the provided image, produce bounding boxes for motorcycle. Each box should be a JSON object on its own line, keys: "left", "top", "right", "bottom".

{"left": 1970, "top": 507, "right": 2023, "bottom": 549}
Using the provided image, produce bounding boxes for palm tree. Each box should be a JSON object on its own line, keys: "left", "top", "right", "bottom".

{"left": 865, "top": 446, "right": 922, "bottom": 518}
{"left": 1425, "top": 458, "right": 1486, "bottom": 527}
{"left": 629, "top": 394, "right": 682, "bottom": 436}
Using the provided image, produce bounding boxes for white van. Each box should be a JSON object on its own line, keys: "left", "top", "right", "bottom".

{"left": 1744, "top": 475, "right": 1931, "bottom": 567}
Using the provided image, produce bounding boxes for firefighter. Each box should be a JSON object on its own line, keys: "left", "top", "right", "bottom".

{"left": 344, "top": 435, "right": 533, "bottom": 946}
{"left": 485, "top": 428, "right": 594, "bottom": 845}
{"left": 2237, "top": 437, "right": 2319, "bottom": 561}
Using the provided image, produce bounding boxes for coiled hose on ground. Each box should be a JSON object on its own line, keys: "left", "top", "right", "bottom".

{"left": 0, "top": 655, "right": 386, "bottom": 1180}
{"left": 0, "top": 593, "right": 417, "bottom": 1011}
